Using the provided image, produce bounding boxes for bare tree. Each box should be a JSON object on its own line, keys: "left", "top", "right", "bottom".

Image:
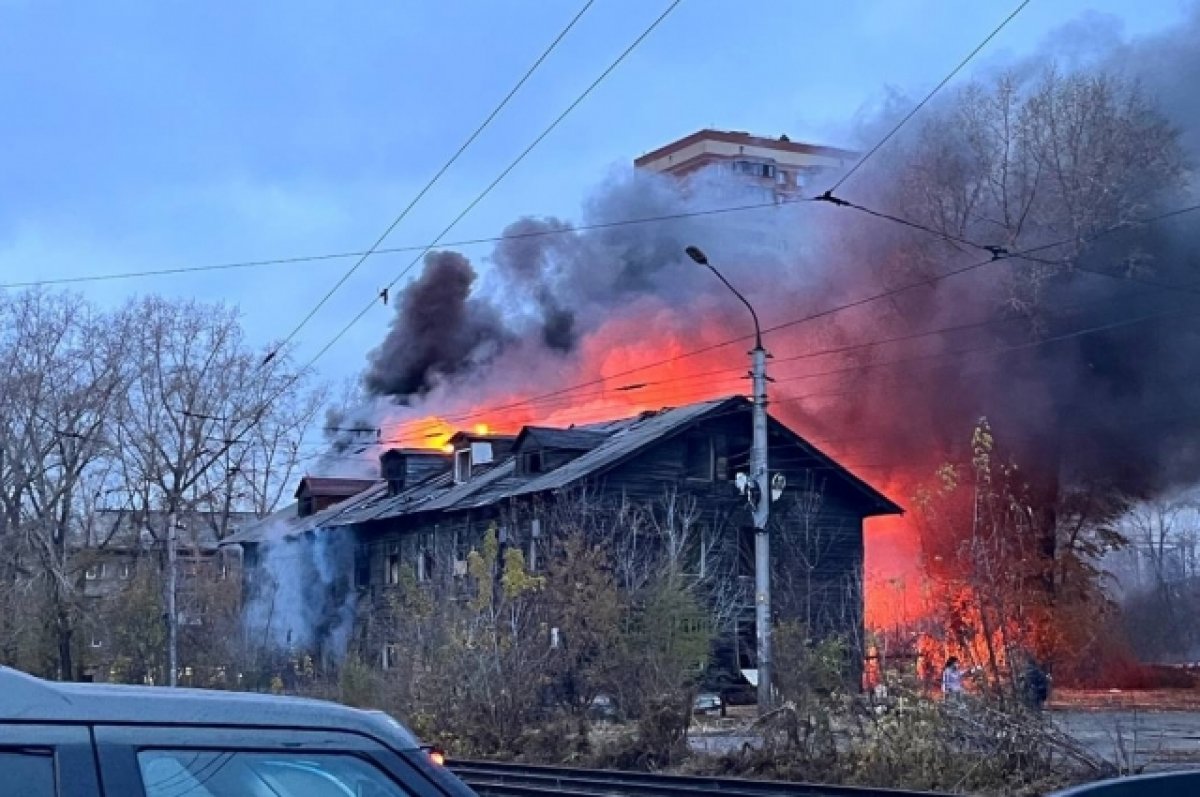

{"left": 0, "top": 290, "right": 128, "bottom": 678}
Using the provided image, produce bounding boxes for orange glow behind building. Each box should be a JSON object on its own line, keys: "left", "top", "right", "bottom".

{"left": 373, "top": 309, "right": 936, "bottom": 631}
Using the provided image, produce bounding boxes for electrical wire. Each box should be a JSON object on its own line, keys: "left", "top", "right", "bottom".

{"left": 356, "top": 291, "right": 1195, "bottom": 447}
{"left": 360, "top": 201, "right": 1200, "bottom": 438}
{"left": 826, "top": 0, "right": 1033, "bottom": 194}
{"left": 299, "top": 0, "right": 687, "bottom": 369}
{"left": 2, "top": 195, "right": 811, "bottom": 291}
{"left": 266, "top": 0, "right": 598, "bottom": 359}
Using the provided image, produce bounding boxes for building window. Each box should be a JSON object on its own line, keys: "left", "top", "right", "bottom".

{"left": 355, "top": 550, "right": 371, "bottom": 588}
{"left": 382, "top": 642, "right": 400, "bottom": 670}
{"left": 524, "top": 451, "right": 543, "bottom": 474}
{"left": 89, "top": 634, "right": 103, "bottom": 649}
{"left": 454, "top": 449, "right": 471, "bottom": 483}
{"left": 119, "top": 562, "right": 132, "bottom": 580}
{"left": 84, "top": 563, "right": 105, "bottom": 580}
{"left": 217, "top": 560, "right": 228, "bottom": 581}
{"left": 385, "top": 553, "right": 401, "bottom": 585}
{"left": 417, "top": 536, "right": 433, "bottom": 583}
{"left": 452, "top": 528, "right": 471, "bottom": 577}
{"left": 528, "top": 518, "right": 542, "bottom": 573}
{"left": 684, "top": 436, "right": 714, "bottom": 481}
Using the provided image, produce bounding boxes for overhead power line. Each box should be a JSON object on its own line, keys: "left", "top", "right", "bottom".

{"left": 266, "top": 0, "right": 597, "bottom": 362}
{"left": 367, "top": 202, "right": 1200, "bottom": 438}
{"left": 364, "top": 293, "right": 1195, "bottom": 447}
{"left": 182, "top": 0, "right": 689, "bottom": 447}
{"left": 299, "top": 0, "right": 686, "bottom": 370}
{"left": 3, "top": 194, "right": 807, "bottom": 291}
{"left": 826, "top": 0, "right": 1032, "bottom": 194}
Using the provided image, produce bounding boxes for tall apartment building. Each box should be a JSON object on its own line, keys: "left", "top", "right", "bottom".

{"left": 634, "top": 129, "right": 857, "bottom": 200}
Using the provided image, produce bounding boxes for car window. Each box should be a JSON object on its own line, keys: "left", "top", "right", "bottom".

{"left": 0, "top": 749, "right": 56, "bottom": 797}
{"left": 138, "top": 750, "right": 412, "bottom": 797}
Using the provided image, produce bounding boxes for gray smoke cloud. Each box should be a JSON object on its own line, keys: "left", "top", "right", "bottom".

{"left": 357, "top": 7, "right": 1200, "bottom": 504}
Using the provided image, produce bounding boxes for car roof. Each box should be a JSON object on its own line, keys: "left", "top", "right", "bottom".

{"left": 0, "top": 667, "right": 419, "bottom": 750}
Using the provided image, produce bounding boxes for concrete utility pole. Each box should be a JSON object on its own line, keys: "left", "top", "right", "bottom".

{"left": 685, "top": 246, "right": 773, "bottom": 713}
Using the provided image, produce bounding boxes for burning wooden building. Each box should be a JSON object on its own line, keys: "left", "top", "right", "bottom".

{"left": 225, "top": 395, "right": 901, "bottom": 682}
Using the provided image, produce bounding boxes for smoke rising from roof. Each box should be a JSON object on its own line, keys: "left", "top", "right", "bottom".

{"left": 358, "top": 9, "right": 1200, "bottom": 507}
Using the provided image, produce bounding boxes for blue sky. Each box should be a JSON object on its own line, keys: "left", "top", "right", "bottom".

{"left": 0, "top": 0, "right": 1192, "bottom": 387}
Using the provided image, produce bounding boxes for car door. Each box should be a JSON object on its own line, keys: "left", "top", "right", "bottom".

{"left": 92, "top": 725, "right": 460, "bottom": 797}
{"left": 0, "top": 725, "right": 101, "bottom": 797}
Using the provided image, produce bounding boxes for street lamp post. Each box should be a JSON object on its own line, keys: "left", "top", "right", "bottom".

{"left": 685, "top": 245, "right": 773, "bottom": 714}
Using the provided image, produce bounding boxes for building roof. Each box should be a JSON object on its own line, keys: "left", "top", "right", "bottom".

{"left": 0, "top": 666, "right": 419, "bottom": 748}
{"left": 635, "top": 129, "right": 858, "bottom": 167}
{"left": 294, "top": 476, "right": 378, "bottom": 499}
{"left": 83, "top": 508, "right": 256, "bottom": 552}
{"left": 513, "top": 426, "right": 610, "bottom": 452}
{"left": 221, "top": 482, "right": 387, "bottom": 547}
{"left": 226, "top": 395, "right": 902, "bottom": 547}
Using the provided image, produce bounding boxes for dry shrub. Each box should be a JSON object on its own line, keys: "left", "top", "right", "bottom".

{"left": 591, "top": 697, "right": 692, "bottom": 770}
{"left": 512, "top": 717, "right": 592, "bottom": 764}
{"left": 685, "top": 696, "right": 1082, "bottom": 796}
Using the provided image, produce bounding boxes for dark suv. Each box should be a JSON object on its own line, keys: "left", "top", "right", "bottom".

{"left": 0, "top": 666, "right": 474, "bottom": 796}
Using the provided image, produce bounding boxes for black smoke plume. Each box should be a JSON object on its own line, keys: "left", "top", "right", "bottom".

{"left": 364, "top": 251, "right": 509, "bottom": 400}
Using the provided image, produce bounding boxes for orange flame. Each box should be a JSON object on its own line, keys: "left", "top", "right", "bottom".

{"left": 371, "top": 304, "right": 938, "bottom": 628}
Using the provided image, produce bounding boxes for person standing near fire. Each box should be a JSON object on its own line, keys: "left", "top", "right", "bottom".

{"left": 941, "top": 657, "right": 966, "bottom": 700}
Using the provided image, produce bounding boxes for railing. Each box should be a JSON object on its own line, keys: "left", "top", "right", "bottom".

{"left": 450, "top": 760, "right": 944, "bottom": 797}
{"left": 452, "top": 760, "right": 1200, "bottom": 797}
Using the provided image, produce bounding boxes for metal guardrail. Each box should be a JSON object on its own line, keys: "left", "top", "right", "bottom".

{"left": 1048, "top": 771, "right": 1200, "bottom": 797}
{"left": 450, "top": 760, "right": 946, "bottom": 797}
{"left": 453, "top": 760, "right": 1200, "bottom": 797}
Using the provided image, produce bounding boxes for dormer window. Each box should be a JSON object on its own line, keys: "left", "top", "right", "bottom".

{"left": 524, "top": 451, "right": 543, "bottom": 475}
{"left": 454, "top": 449, "right": 472, "bottom": 484}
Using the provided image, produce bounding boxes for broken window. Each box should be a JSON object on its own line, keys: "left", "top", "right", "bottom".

{"left": 415, "top": 535, "right": 434, "bottom": 585}
{"left": 385, "top": 553, "right": 401, "bottom": 585}
{"left": 528, "top": 518, "right": 542, "bottom": 572}
{"left": 452, "top": 527, "right": 471, "bottom": 577}
{"left": 684, "top": 436, "right": 714, "bottom": 481}
{"left": 382, "top": 642, "right": 400, "bottom": 670}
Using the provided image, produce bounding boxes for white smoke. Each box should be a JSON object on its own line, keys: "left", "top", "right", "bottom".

{"left": 242, "top": 520, "right": 358, "bottom": 662}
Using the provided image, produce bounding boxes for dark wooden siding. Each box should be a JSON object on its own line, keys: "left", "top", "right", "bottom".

{"left": 350, "top": 407, "right": 872, "bottom": 667}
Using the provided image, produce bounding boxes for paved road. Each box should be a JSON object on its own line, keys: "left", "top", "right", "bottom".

{"left": 1053, "top": 709, "right": 1200, "bottom": 771}
{"left": 687, "top": 709, "right": 1200, "bottom": 771}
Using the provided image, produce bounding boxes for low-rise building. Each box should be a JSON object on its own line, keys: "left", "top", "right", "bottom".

{"left": 228, "top": 396, "right": 902, "bottom": 686}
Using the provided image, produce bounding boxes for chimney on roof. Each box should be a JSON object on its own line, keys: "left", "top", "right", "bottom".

{"left": 779, "top": 134, "right": 790, "bottom": 142}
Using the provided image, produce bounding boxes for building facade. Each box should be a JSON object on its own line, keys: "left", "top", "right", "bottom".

{"left": 634, "top": 129, "right": 858, "bottom": 201}
{"left": 230, "top": 396, "right": 901, "bottom": 686}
